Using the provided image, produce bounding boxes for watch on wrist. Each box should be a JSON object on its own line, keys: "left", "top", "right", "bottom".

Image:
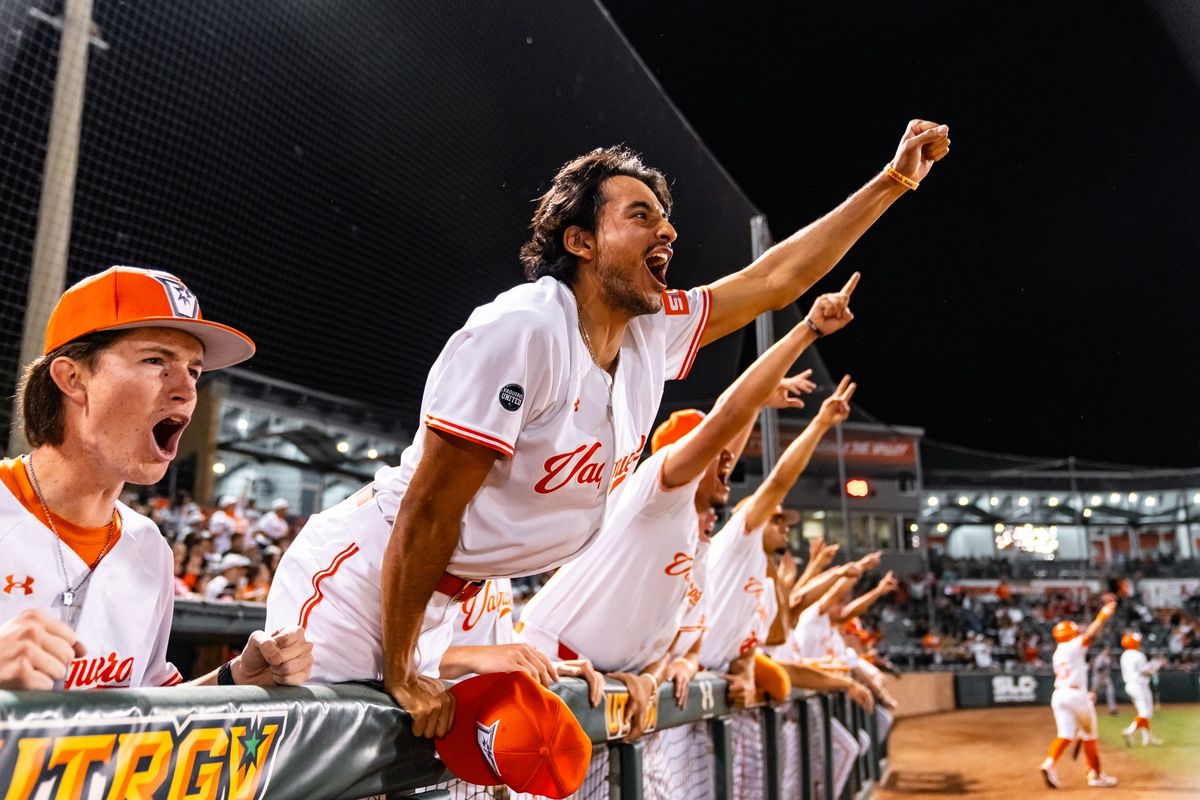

{"left": 217, "top": 660, "right": 237, "bottom": 686}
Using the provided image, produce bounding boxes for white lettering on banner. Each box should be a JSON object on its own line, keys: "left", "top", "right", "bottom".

{"left": 992, "top": 675, "right": 1038, "bottom": 703}
{"left": 699, "top": 681, "right": 716, "bottom": 715}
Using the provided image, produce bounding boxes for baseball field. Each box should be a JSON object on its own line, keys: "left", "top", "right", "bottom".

{"left": 876, "top": 704, "right": 1200, "bottom": 798}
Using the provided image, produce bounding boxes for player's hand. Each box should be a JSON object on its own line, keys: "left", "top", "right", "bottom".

{"left": 804, "top": 273, "right": 859, "bottom": 337}
{"left": 890, "top": 119, "right": 950, "bottom": 184}
{"left": 666, "top": 657, "right": 700, "bottom": 709}
{"left": 857, "top": 551, "right": 883, "bottom": 572}
{"left": 847, "top": 681, "right": 875, "bottom": 714}
{"left": 765, "top": 370, "right": 817, "bottom": 410}
{"left": 724, "top": 672, "right": 757, "bottom": 708}
{"left": 815, "top": 375, "right": 857, "bottom": 428}
{"left": 840, "top": 561, "right": 864, "bottom": 580}
{"left": 389, "top": 673, "right": 456, "bottom": 738}
{"left": 0, "top": 610, "right": 84, "bottom": 690}
{"left": 555, "top": 659, "right": 604, "bottom": 707}
{"left": 1098, "top": 600, "right": 1117, "bottom": 620}
{"left": 778, "top": 550, "right": 799, "bottom": 588}
{"left": 466, "top": 643, "right": 559, "bottom": 688}
{"left": 879, "top": 571, "right": 899, "bottom": 594}
{"left": 816, "top": 542, "right": 840, "bottom": 570}
{"left": 807, "top": 535, "right": 824, "bottom": 564}
{"left": 233, "top": 626, "right": 313, "bottom": 687}
{"left": 611, "top": 672, "right": 657, "bottom": 742}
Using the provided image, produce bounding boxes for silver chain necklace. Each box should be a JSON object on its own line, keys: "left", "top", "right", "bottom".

{"left": 573, "top": 293, "right": 618, "bottom": 372}
{"left": 25, "top": 453, "right": 118, "bottom": 624}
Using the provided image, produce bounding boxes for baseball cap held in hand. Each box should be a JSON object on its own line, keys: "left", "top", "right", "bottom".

{"left": 436, "top": 671, "right": 591, "bottom": 798}
{"left": 45, "top": 266, "right": 255, "bottom": 370}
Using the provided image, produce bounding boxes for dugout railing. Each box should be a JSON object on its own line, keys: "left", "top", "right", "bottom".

{"left": 0, "top": 674, "right": 888, "bottom": 800}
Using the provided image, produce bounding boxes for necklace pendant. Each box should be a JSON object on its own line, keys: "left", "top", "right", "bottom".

{"left": 61, "top": 589, "right": 76, "bottom": 607}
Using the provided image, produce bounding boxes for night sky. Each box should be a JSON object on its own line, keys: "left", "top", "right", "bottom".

{"left": 603, "top": 1, "right": 1200, "bottom": 468}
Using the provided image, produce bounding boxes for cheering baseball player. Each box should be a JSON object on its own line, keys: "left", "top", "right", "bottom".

{"left": 267, "top": 121, "right": 950, "bottom": 737}
{"left": 0, "top": 267, "right": 311, "bottom": 691}
{"left": 1039, "top": 601, "right": 1119, "bottom": 789}
{"left": 1119, "top": 632, "right": 1164, "bottom": 746}
{"left": 518, "top": 276, "right": 859, "bottom": 738}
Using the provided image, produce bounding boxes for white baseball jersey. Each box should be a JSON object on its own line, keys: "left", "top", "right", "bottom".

{"left": 255, "top": 511, "right": 289, "bottom": 542}
{"left": 1120, "top": 649, "right": 1150, "bottom": 687}
{"left": 449, "top": 578, "right": 515, "bottom": 647}
{"left": 788, "top": 603, "right": 837, "bottom": 662}
{"left": 1052, "top": 636, "right": 1088, "bottom": 690}
{"left": 671, "top": 538, "right": 710, "bottom": 658}
{"left": 518, "top": 447, "right": 703, "bottom": 672}
{"left": 372, "top": 277, "right": 710, "bottom": 580}
{"left": 208, "top": 508, "right": 237, "bottom": 552}
{"left": 698, "top": 507, "right": 774, "bottom": 672}
{"left": 0, "top": 474, "right": 181, "bottom": 689}
{"left": 268, "top": 278, "right": 709, "bottom": 681}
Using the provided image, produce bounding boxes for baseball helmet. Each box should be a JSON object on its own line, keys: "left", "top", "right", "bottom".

{"left": 1052, "top": 620, "right": 1080, "bottom": 643}
{"left": 1121, "top": 632, "right": 1142, "bottom": 650}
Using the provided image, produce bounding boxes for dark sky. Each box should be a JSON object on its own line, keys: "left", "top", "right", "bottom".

{"left": 603, "top": 0, "right": 1200, "bottom": 468}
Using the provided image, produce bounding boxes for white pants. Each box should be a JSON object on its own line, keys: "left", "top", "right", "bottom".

{"left": 265, "top": 492, "right": 456, "bottom": 681}
{"left": 1051, "top": 687, "right": 1098, "bottom": 741}
{"left": 1125, "top": 682, "right": 1153, "bottom": 718}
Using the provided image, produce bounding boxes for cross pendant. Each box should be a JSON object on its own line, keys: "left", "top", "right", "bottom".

{"left": 62, "top": 589, "right": 75, "bottom": 607}
{"left": 60, "top": 590, "right": 78, "bottom": 625}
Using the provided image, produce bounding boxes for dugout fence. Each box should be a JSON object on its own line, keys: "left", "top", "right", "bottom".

{"left": 0, "top": 674, "right": 888, "bottom": 800}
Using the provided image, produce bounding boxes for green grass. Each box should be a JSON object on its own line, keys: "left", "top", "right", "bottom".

{"left": 1097, "top": 703, "right": 1200, "bottom": 775}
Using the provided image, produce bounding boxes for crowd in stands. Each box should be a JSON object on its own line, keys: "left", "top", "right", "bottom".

{"left": 123, "top": 490, "right": 301, "bottom": 604}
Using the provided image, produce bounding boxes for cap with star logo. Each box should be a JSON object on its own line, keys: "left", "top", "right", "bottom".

{"left": 435, "top": 671, "right": 591, "bottom": 798}
{"left": 44, "top": 266, "right": 255, "bottom": 370}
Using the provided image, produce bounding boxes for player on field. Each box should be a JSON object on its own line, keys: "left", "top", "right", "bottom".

{"left": 518, "top": 277, "right": 858, "bottom": 738}
{"left": 268, "top": 121, "right": 950, "bottom": 737}
{"left": 1118, "top": 632, "right": 1163, "bottom": 747}
{"left": 0, "top": 267, "right": 311, "bottom": 691}
{"left": 1039, "top": 600, "right": 1119, "bottom": 789}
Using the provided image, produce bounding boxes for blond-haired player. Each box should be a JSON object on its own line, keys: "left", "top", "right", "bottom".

{"left": 1039, "top": 601, "right": 1118, "bottom": 789}
{"left": 1119, "top": 632, "right": 1163, "bottom": 747}
{"left": 0, "top": 267, "right": 311, "bottom": 691}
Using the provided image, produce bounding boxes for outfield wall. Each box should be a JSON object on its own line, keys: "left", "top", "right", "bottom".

{"left": 954, "top": 671, "right": 1200, "bottom": 709}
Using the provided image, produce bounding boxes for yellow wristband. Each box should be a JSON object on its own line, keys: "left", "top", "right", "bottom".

{"left": 885, "top": 165, "right": 919, "bottom": 191}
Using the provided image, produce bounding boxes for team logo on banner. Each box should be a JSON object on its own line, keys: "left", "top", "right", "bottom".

{"left": 0, "top": 710, "right": 288, "bottom": 799}
{"left": 603, "top": 689, "right": 658, "bottom": 740}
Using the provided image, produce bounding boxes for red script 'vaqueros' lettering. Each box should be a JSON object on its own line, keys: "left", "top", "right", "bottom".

{"left": 535, "top": 442, "right": 605, "bottom": 494}
{"left": 461, "top": 581, "right": 513, "bottom": 631}
{"left": 64, "top": 652, "right": 135, "bottom": 689}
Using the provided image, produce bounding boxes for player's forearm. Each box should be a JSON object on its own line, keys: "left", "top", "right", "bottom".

{"left": 639, "top": 652, "right": 674, "bottom": 685}
{"left": 781, "top": 662, "right": 855, "bottom": 693}
{"left": 751, "top": 418, "right": 832, "bottom": 523}
{"left": 381, "top": 510, "right": 459, "bottom": 687}
{"left": 837, "top": 586, "right": 885, "bottom": 622}
{"left": 790, "top": 565, "right": 844, "bottom": 614}
{"left": 701, "top": 172, "right": 904, "bottom": 346}
{"left": 438, "top": 647, "right": 485, "bottom": 681}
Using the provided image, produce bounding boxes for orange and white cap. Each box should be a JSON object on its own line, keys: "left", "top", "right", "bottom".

{"left": 1121, "top": 632, "right": 1142, "bottom": 650}
{"left": 651, "top": 409, "right": 705, "bottom": 453}
{"left": 1052, "top": 620, "right": 1080, "bottom": 643}
{"left": 753, "top": 652, "right": 792, "bottom": 703}
{"left": 436, "top": 671, "right": 591, "bottom": 798}
{"left": 44, "top": 266, "right": 255, "bottom": 370}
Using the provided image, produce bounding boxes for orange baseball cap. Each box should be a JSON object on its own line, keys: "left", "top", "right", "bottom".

{"left": 44, "top": 266, "right": 255, "bottom": 370}
{"left": 436, "top": 672, "right": 592, "bottom": 798}
{"left": 1052, "top": 620, "right": 1080, "bottom": 643}
{"left": 753, "top": 652, "right": 792, "bottom": 703}
{"left": 651, "top": 409, "right": 705, "bottom": 453}
{"left": 1121, "top": 632, "right": 1142, "bottom": 650}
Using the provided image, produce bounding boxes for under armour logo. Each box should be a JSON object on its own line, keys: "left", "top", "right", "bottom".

{"left": 4, "top": 575, "right": 34, "bottom": 595}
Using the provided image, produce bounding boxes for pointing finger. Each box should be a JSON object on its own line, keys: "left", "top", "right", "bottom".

{"left": 840, "top": 271, "right": 860, "bottom": 297}
{"left": 835, "top": 375, "right": 851, "bottom": 396}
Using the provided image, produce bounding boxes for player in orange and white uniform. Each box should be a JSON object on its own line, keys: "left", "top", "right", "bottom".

{"left": 269, "top": 123, "right": 951, "bottom": 738}
{"left": 519, "top": 280, "right": 857, "bottom": 737}
{"left": 1119, "top": 632, "right": 1163, "bottom": 746}
{"left": 1039, "top": 601, "right": 1118, "bottom": 789}
{"left": 700, "top": 377, "right": 857, "bottom": 703}
{"left": 0, "top": 267, "right": 311, "bottom": 691}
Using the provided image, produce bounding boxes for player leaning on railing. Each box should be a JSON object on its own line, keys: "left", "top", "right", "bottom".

{"left": 0, "top": 267, "right": 312, "bottom": 691}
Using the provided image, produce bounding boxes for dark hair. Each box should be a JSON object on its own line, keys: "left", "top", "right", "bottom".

{"left": 16, "top": 330, "right": 128, "bottom": 447}
{"left": 520, "top": 146, "right": 672, "bottom": 283}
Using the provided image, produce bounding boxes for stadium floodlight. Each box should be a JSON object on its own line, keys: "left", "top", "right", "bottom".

{"left": 1047, "top": 496, "right": 1060, "bottom": 507}
{"left": 212, "top": 462, "right": 227, "bottom": 475}
{"left": 336, "top": 440, "right": 351, "bottom": 454}
{"left": 1145, "top": 496, "right": 1157, "bottom": 507}
{"left": 994, "top": 523, "right": 1005, "bottom": 533}
{"left": 367, "top": 448, "right": 379, "bottom": 459}
{"left": 1128, "top": 492, "right": 1139, "bottom": 502}
{"left": 236, "top": 417, "right": 249, "bottom": 433}
{"left": 957, "top": 495, "right": 969, "bottom": 506}
{"left": 927, "top": 496, "right": 939, "bottom": 506}
{"left": 1018, "top": 496, "right": 1030, "bottom": 507}
{"left": 1083, "top": 508, "right": 1093, "bottom": 518}
{"left": 936, "top": 522, "right": 949, "bottom": 533}
{"left": 989, "top": 496, "right": 1000, "bottom": 506}
{"left": 1110, "top": 492, "right": 1121, "bottom": 503}
{"left": 909, "top": 523, "right": 919, "bottom": 533}
{"left": 1091, "top": 495, "right": 1102, "bottom": 506}
{"left": 1194, "top": 493, "right": 1200, "bottom": 504}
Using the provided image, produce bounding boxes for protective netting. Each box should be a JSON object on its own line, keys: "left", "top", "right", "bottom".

{"left": 399, "top": 747, "right": 610, "bottom": 800}
{"left": 730, "top": 708, "right": 765, "bottom": 800}
{"left": 778, "top": 703, "right": 802, "bottom": 799}
{"left": 643, "top": 721, "right": 714, "bottom": 800}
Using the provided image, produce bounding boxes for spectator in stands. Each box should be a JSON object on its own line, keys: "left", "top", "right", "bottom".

{"left": 0, "top": 267, "right": 311, "bottom": 690}
{"left": 256, "top": 497, "right": 291, "bottom": 542}
{"left": 239, "top": 561, "right": 274, "bottom": 603}
{"left": 206, "top": 553, "right": 252, "bottom": 601}
{"left": 208, "top": 495, "right": 241, "bottom": 553}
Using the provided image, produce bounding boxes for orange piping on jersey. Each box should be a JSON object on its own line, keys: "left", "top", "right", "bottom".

{"left": 676, "top": 287, "right": 712, "bottom": 381}
{"left": 298, "top": 543, "right": 361, "bottom": 629}
{"left": 160, "top": 671, "right": 183, "bottom": 687}
{"left": 424, "top": 415, "right": 515, "bottom": 459}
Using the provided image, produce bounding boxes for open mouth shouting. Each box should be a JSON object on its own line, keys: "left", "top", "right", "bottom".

{"left": 151, "top": 413, "right": 190, "bottom": 460}
{"left": 645, "top": 246, "right": 672, "bottom": 288}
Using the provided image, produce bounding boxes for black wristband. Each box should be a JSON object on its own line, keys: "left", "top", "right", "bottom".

{"left": 217, "top": 660, "right": 236, "bottom": 686}
{"left": 804, "top": 317, "right": 824, "bottom": 337}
